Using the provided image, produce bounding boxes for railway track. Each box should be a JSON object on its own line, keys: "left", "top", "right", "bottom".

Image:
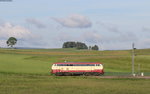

{"left": 93, "top": 76, "right": 150, "bottom": 79}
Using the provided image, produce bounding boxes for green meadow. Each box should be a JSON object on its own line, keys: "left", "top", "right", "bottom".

{"left": 0, "top": 48, "right": 150, "bottom": 94}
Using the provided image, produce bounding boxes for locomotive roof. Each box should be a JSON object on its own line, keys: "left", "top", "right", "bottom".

{"left": 54, "top": 62, "right": 102, "bottom": 64}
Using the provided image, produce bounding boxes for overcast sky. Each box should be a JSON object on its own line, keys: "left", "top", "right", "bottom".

{"left": 0, "top": 0, "right": 150, "bottom": 50}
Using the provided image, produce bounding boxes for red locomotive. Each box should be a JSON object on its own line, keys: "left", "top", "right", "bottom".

{"left": 51, "top": 62, "right": 104, "bottom": 76}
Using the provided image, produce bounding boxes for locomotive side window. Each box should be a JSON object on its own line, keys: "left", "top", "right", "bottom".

{"left": 67, "top": 64, "right": 73, "bottom": 66}
{"left": 73, "top": 64, "right": 95, "bottom": 66}
{"left": 56, "top": 64, "right": 98, "bottom": 66}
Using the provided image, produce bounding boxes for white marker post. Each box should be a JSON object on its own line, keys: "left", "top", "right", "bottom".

{"left": 132, "top": 43, "right": 135, "bottom": 76}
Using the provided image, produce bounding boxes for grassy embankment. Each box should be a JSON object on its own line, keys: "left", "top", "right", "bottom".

{"left": 0, "top": 48, "right": 150, "bottom": 94}
{"left": 0, "top": 48, "right": 150, "bottom": 74}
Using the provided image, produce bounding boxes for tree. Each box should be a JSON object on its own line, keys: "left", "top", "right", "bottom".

{"left": 63, "top": 41, "right": 76, "bottom": 48}
{"left": 6, "top": 37, "right": 17, "bottom": 48}
{"left": 62, "top": 41, "right": 88, "bottom": 50}
{"left": 76, "top": 42, "right": 88, "bottom": 49}
{"left": 91, "top": 45, "right": 99, "bottom": 50}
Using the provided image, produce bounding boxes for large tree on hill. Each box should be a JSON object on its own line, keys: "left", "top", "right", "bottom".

{"left": 6, "top": 37, "right": 17, "bottom": 48}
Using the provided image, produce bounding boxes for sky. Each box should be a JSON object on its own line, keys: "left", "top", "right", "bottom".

{"left": 0, "top": 0, "right": 150, "bottom": 50}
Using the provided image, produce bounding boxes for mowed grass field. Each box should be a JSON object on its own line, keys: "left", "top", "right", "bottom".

{"left": 0, "top": 48, "right": 150, "bottom": 94}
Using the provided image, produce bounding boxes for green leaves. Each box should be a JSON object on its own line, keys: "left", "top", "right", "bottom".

{"left": 62, "top": 41, "right": 88, "bottom": 49}
{"left": 6, "top": 37, "right": 17, "bottom": 47}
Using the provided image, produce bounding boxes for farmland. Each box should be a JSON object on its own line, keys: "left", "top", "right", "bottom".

{"left": 0, "top": 48, "right": 150, "bottom": 94}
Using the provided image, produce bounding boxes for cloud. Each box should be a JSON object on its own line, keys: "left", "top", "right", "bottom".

{"left": 82, "top": 31, "right": 138, "bottom": 50}
{"left": 137, "top": 38, "right": 150, "bottom": 49}
{"left": 57, "top": 30, "right": 137, "bottom": 44}
{"left": 26, "top": 18, "right": 46, "bottom": 28}
{"left": 56, "top": 32, "right": 81, "bottom": 42}
{"left": 56, "top": 31, "right": 102, "bottom": 45}
{"left": 0, "top": 23, "right": 32, "bottom": 39}
{"left": 0, "top": 40, "right": 6, "bottom": 47}
{"left": 142, "top": 27, "right": 150, "bottom": 32}
{"left": 82, "top": 30, "right": 138, "bottom": 45}
{"left": 55, "top": 29, "right": 140, "bottom": 50}
{"left": 53, "top": 14, "right": 92, "bottom": 28}
{"left": 107, "top": 32, "right": 137, "bottom": 43}
{"left": 96, "top": 21, "right": 120, "bottom": 33}
{"left": 0, "top": 22, "right": 45, "bottom": 47}
{"left": 82, "top": 31, "right": 102, "bottom": 43}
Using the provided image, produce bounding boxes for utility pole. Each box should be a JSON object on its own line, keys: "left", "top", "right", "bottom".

{"left": 132, "top": 43, "right": 135, "bottom": 76}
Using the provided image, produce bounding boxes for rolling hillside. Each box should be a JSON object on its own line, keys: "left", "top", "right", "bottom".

{"left": 0, "top": 48, "right": 150, "bottom": 75}
{"left": 0, "top": 48, "right": 150, "bottom": 94}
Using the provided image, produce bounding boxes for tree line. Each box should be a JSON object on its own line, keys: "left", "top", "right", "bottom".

{"left": 62, "top": 41, "right": 99, "bottom": 50}
{"left": 4, "top": 37, "right": 99, "bottom": 51}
